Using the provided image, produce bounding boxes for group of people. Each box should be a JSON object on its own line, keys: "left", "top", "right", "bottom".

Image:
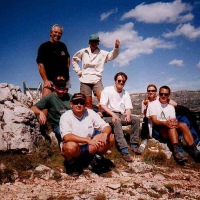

{"left": 31, "top": 24, "right": 200, "bottom": 176}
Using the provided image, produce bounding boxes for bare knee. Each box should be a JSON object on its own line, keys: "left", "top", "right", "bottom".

{"left": 62, "top": 142, "right": 80, "bottom": 160}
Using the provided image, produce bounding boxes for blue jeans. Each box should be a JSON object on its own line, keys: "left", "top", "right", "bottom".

{"left": 103, "top": 113, "right": 140, "bottom": 150}
{"left": 53, "top": 125, "right": 62, "bottom": 144}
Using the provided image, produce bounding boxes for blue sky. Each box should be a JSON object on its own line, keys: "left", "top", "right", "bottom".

{"left": 0, "top": 0, "right": 200, "bottom": 94}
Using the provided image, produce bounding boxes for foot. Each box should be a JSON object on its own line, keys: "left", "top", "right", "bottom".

{"left": 173, "top": 144, "right": 187, "bottom": 163}
{"left": 64, "top": 160, "right": 83, "bottom": 176}
{"left": 122, "top": 154, "right": 133, "bottom": 162}
{"left": 131, "top": 144, "right": 141, "bottom": 155}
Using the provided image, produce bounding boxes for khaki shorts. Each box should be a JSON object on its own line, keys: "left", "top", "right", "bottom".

{"left": 80, "top": 81, "right": 104, "bottom": 97}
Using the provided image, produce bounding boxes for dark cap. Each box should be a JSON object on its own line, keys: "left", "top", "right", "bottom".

{"left": 71, "top": 93, "right": 86, "bottom": 102}
{"left": 53, "top": 76, "right": 67, "bottom": 88}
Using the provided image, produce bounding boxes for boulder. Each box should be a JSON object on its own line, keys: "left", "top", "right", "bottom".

{"left": 0, "top": 83, "right": 42, "bottom": 153}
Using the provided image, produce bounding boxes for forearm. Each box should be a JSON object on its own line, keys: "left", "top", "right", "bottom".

{"left": 67, "top": 57, "right": 70, "bottom": 68}
{"left": 31, "top": 105, "right": 42, "bottom": 116}
{"left": 101, "top": 105, "right": 116, "bottom": 117}
{"left": 102, "top": 126, "right": 112, "bottom": 135}
{"left": 107, "top": 48, "right": 119, "bottom": 61}
{"left": 63, "top": 133, "right": 90, "bottom": 144}
{"left": 38, "top": 63, "right": 48, "bottom": 82}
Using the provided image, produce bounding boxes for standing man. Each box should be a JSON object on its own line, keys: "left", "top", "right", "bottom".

{"left": 31, "top": 76, "right": 72, "bottom": 144}
{"left": 100, "top": 72, "right": 141, "bottom": 162}
{"left": 60, "top": 93, "right": 114, "bottom": 175}
{"left": 72, "top": 34, "right": 120, "bottom": 109}
{"left": 37, "top": 24, "right": 70, "bottom": 97}
{"left": 146, "top": 85, "right": 200, "bottom": 163}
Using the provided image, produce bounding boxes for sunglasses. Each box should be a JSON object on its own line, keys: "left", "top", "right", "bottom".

{"left": 147, "top": 90, "right": 156, "bottom": 92}
{"left": 159, "top": 93, "right": 169, "bottom": 97}
{"left": 117, "top": 79, "right": 126, "bottom": 84}
{"left": 72, "top": 99, "right": 85, "bottom": 105}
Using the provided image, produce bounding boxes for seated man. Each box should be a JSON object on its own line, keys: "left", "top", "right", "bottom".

{"left": 146, "top": 85, "right": 200, "bottom": 163}
{"left": 31, "top": 76, "right": 72, "bottom": 144}
{"left": 141, "top": 84, "right": 200, "bottom": 144}
{"left": 100, "top": 72, "right": 140, "bottom": 162}
{"left": 60, "top": 93, "right": 114, "bottom": 175}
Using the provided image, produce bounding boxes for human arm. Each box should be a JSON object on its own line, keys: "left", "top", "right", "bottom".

{"left": 72, "top": 50, "right": 83, "bottom": 77}
{"left": 101, "top": 104, "right": 120, "bottom": 124}
{"left": 125, "top": 109, "right": 132, "bottom": 123}
{"left": 38, "top": 63, "right": 52, "bottom": 88}
{"left": 105, "top": 39, "right": 120, "bottom": 61}
{"left": 31, "top": 105, "right": 47, "bottom": 125}
{"left": 150, "top": 115, "right": 178, "bottom": 129}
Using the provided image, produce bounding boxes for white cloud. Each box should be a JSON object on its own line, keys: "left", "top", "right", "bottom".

{"left": 163, "top": 23, "right": 200, "bottom": 40}
{"left": 169, "top": 59, "right": 184, "bottom": 66}
{"left": 121, "top": 0, "right": 193, "bottom": 24}
{"left": 98, "top": 22, "right": 175, "bottom": 67}
{"left": 197, "top": 61, "right": 200, "bottom": 68}
{"left": 100, "top": 8, "right": 118, "bottom": 21}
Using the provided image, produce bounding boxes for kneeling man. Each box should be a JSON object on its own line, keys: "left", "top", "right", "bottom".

{"left": 60, "top": 93, "right": 114, "bottom": 175}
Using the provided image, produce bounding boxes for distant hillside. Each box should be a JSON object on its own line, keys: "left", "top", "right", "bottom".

{"left": 93, "top": 90, "right": 200, "bottom": 115}
{"left": 131, "top": 90, "right": 200, "bottom": 115}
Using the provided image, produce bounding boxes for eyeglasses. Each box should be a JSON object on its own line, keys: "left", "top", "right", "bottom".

{"left": 159, "top": 93, "right": 169, "bottom": 97}
{"left": 72, "top": 100, "right": 85, "bottom": 105}
{"left": 117, "top": 79, "right": 126, "bottom": 84}
{"left": 147, "top": 90, "right": 156, "bottom": 92}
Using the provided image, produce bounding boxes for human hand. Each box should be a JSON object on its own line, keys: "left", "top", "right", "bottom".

{"left": 167, "top": 118, "right": 178, "bottom": 129}
{"left": 125, "top": 115, "right": 131, "bottom": 123}
{"left": 39, "top": 111, "right": 47, "bottom": 125}
{"left": 115, "top": 39, "right": 120, "bottom": 48}
{"left": 78, "top": 71, "right": 82, "bottom": 77}
{"left": 44, "top": 80, "right": 53, "bottom": 89}
{"left": 111, "top": 113, "right": 120, "bottom": 124}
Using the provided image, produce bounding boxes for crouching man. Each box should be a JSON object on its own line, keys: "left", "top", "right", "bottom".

{"left": 146, "top": 85, "right": 200, "bottom": 164}
{"left": 60, "top": 93, "right": 114, "bottom": 175}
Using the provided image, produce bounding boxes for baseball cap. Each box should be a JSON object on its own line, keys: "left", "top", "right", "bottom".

{"left": 71, "top": 93, "right": 86, "bottom": 102}
{"left": 89, "top": 34, "right": 100, "bottom": 42}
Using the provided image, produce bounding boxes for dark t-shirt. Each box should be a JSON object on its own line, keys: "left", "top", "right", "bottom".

{"left": 36, "top": 41, "right": 70, "bottom": 81}
{"left": 34, "top": 92, "right": 72, "bottom": 127}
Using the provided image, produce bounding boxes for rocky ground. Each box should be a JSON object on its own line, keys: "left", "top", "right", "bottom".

{"left": 0, "top": 139, "right": 200, "bottom": 200}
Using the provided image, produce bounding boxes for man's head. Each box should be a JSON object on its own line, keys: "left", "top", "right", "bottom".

{"left": 70, "top": 93, "right": 86, "bottom": 116}
{"left": 147, "top": 84, "right": 157, "bottom": 101}
{"left": 159, "top": 85, "right": 171, "bottom": 104}
{"left": 53, "top": 76, "right": 68, "bottom": 97}
{"left": 114, "top": 72, "right": 127, "bottom": 92}
{"left": 50, "top": 24, "right": 63, "bottom": 43}
{"left": 89, "top": 34, "right": 100, "bottom": 50}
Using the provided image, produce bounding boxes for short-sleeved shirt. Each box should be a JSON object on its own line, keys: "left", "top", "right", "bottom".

{"left": 146, "top": 99, "right": 176, "bottom": 121}
{"left": 60, "top": 108, "right": 109, "bottom": 140}
{"left": 36, "top": 41, "right": 70, "bottom": 81}
{"left": 100, "top": 86, "right": 133, "bottom": 114}
{"left": 34, "top": 92, "right": 72, "bottom": 127}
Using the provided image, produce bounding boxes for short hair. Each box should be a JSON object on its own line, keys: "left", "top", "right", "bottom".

{"left": 159, "top": 85, "right": 171, "bottom": 94}
{"left": 53, "top": 76, "right": 67, "bottom": 88}
{"left": 147, "top": 84, "right": 157, "bottom": 92}
{"left": 114, "top": 72, "right": 128, "bottom": 81}
{"left": 50, "top": 24, "right": 63, "bottom": 33}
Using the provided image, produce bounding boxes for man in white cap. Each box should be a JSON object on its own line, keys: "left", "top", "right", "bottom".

{"left": 72, "top": 34, "right": 120, "bottom": 109}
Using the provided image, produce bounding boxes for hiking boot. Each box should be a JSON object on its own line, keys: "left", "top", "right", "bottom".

{"left": 131, "top": 143, "right": 141, "bottom": 155}
{"left": 88, "top": 154, "right": 113, "bottom": 174}
{"left": 188, "top": 144, "right": 200, "bottom": 163}
{"left": 173, "top": 144, "right": 187, "bottom": 163}
{"left": 122, "top": 154, "right": 133, "bottom": 162}
{"left": 64, "top": 160, "right": 83, "bottom": 176}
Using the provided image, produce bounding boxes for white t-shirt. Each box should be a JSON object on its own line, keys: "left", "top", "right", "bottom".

{"left": 60, "top": 108, "right": 109, "bottom": 139}
{"left": 146, "top": 99, "right": 176, "bottom": 121}
{"left": 100, "top": 86, "right": 133, "bottom": 114}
